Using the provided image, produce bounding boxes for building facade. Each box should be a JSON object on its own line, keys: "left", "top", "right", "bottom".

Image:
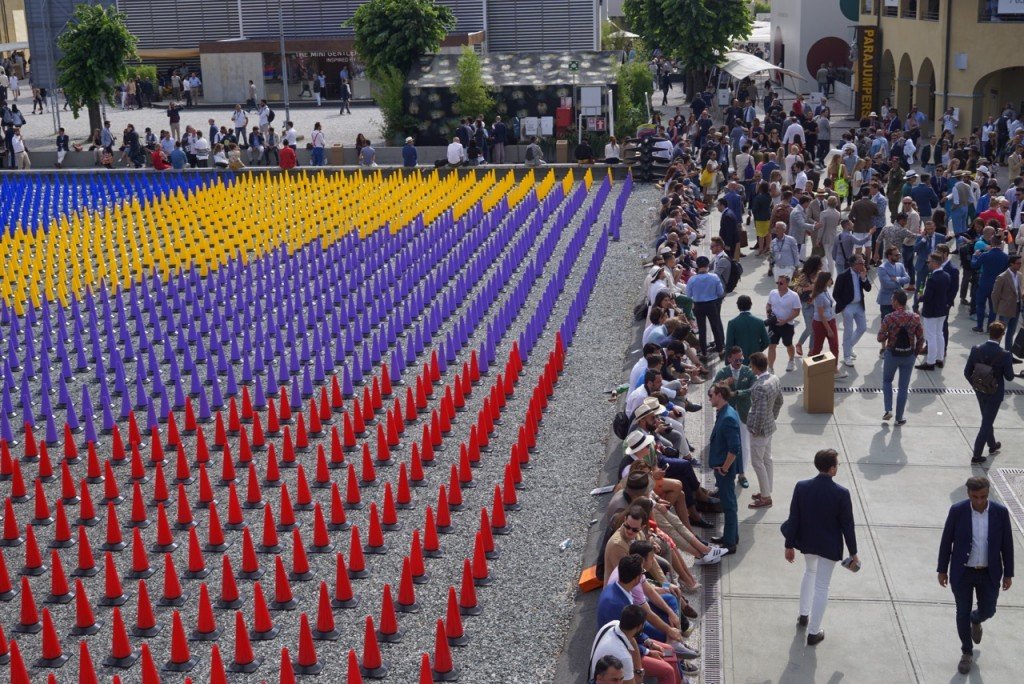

{"left": 857, "top": 0, "right": 1024, "bottom": 134}
{"left": 771, "top": 0, "right": 858, "bottom": 106}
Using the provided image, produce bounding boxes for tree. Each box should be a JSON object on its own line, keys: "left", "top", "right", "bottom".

{"left": 615, "top": 61, "right": 652, "bottom": 139}
{"left": 373, "top": 66, "right": 419, "bottom": 143}
{"left": 625, "top": 0, "right": 752, "bottom": 94}
{"left": 453, "top": 47, "right": 494, "bottom": 121}
{"left": 56, "top": 4, "right": 138, "bottom": 134}
{"left": 346, "top": 0, "right": 456, "bottom": 80}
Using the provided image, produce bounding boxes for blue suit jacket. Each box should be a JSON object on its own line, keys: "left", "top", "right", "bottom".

{"left": 920, "top": 268, "right": 951, "bottom": 318}
{"left": 708, "top": 404, "right": 741, "bottom": 474}
{"left": 942, "top": 262, "right": 960, "bottom": 309}
{"left": 937, "top": 499, "right": 1014, "bottom": 589}
{"left": 782, "top": 474, "right": 857, "bottom": 562}
{"left": 596, "top": 581, "right": 656, "bottom": 644}
{"left": 972, "top": 249, "right": 1010, "bottom": 292}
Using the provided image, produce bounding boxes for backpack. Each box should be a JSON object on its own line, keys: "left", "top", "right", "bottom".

{"left": 267, "top": 108, "right": 276, "bottom": 122}
{"left": 725, "top": 258, "right": 743, "bottom": 293}
{"left": 970, "top": 362, "right": 999, "bottom": 395}
{"left": 525, "top": 145, "right": 535, "bottom": 161}
{"left": 743, "top": 157, "right": 755, "bottom": 181}
{"left": 612, "top": 411, "right": 630, "bottom": 440}
{"left": 891, "top": 321, "right": 915, "bottom": 357}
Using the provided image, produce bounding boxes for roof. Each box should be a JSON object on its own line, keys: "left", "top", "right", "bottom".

{"left": 407, "top": 51, "right": 621, "bottom": 89}
{"left": 718, "top": 50, "right": 805, "bottom": 82}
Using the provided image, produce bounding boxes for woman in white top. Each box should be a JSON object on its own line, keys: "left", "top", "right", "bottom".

{"left": 212, "top": 144, "right": 229, "bottom": 169}
{"left": 604, "top": 136, "right": 621, "bottom": 164}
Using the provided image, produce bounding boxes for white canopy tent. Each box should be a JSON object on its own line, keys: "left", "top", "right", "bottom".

{"left": 717, "top": 50, "right": 804, "bottom": 83}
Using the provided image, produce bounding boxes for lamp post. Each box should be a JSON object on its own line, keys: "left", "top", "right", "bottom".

{"left": 278, "top": 0, "right": 291, "bottom": 122}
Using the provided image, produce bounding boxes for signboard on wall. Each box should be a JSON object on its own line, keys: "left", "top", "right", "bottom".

{"left": 998, "top": 0, "right": 1024, "bottom": 13}
{"left": 855, "top": 26, "right": 880, "bottom": 119}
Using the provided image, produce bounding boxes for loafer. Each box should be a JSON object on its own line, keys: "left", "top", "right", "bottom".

{"left": 691, "top": 517, "right": 714, "bottom": 529}
{"left": 958, "top": 654, "right": 973, "bottom": 675}
{"left": 681, "top": 604, "right": 699, "bottom": 620}
{"left": 971, "top": 455, "right": 987, "bottom": 465}
{"left": 739, "top": 476, "right": 750, "bottom": 489}
{"left": 748, "top": 497, "right": 773, "bottom": 509}
{"left": 915, "top": 363, "right": 935, "bottom": 371}
{"left": 971, "top": 620, "right": 982, "bottom": 644}
{"left": 684, "top": 401, "right": 703, "bottom": 412}
{"left": 807, "top": 631, "right": 825, "bottom": 646}
{"left": 935, "top": 360, "right": 944, "bottom": 368}
{"left": 990, "top": 442, "right": 1002, "bottom": 455}
{"left": 797, "top": 615, "right": 809, "bottom": 627}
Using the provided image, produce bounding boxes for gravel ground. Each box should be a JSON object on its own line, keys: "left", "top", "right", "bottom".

{"left": 0, "top": 168, "right": 630, "bottom": 682}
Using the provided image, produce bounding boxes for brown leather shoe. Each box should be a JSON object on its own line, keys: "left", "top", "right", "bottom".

{"left": 807, "top": 631, "right": 825, "bottom": 646}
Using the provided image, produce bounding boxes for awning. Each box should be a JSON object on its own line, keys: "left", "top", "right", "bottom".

{"left": 0, "top": 42, "right": 29, "bottom": 53}
{"left": 718, "top": 50, "right": 804, "bottom": 81}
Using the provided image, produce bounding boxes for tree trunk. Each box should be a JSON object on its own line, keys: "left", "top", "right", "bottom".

{"left": 87, "top": 101, "right": 102, "bottom": 138}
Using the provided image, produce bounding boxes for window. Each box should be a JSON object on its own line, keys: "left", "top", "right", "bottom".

{"left": 883, "top": 0, "right": 898, "bottom": 18}
{"left": 921, "top": 0, "right": 939, "bottom": 20}
{"left": 861, "top": 0, "right": 879, "bottom": 15}
{"left": 900, "top": 0, "right": 918, "bottom": 18}
{"left": 979, "top": 0, "right": 1024, "bottom": 21}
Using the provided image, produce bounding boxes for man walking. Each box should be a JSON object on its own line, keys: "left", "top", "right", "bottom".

{"left": 833, "top": 254, "right": 871, "bottom": 367}
{"left": 916, "top": 253, "right": 951, "bottom": 371}
{"left": 989, "top": 254, "right": 1023, "bottom": 351}
{"left": 782, "top": 449, "right": 858, "bottom": 646}
{"left": 708, "top": 384, "right": 741, "bottom": 554}
{"left": 877, "top": 290, "right": 924, "bottom": 425}
{"left": 964, "top": 322, "right": 1015, "bottom": 464}
{"left": 937, "top": 476, "right": 1014, "bottom": 675}
{"left": 725, "top": 295, "right": 770, "bottom": 362}
{"left": 713, "top": 347, "right": 757, "bottom": 490}
{"left": 746, "top": 352, "right": 782, "bottom": 509}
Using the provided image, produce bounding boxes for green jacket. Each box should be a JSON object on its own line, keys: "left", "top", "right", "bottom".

{"left": 713, "top": 364, "right": 758, "bottom": 422}
{"left": 725, "top": 312, "right": 770, "bottom": 362}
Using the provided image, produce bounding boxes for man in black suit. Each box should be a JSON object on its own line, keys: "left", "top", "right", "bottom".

{"left": 717, "top": 198, "right": 740, "bottom": 259}
{"left": 937, "top": 476, "right": 1014, "bottom": 674}
{"left": 782, "top": 449, "right": 858, "bottom": 646}
{"left": 833, "top": 254, "right": 872, "bottom": 367}
{"left": 937, "top": 244, "right": 959, "bottom": 355}
{"left": 916, "top": 253, "right": 951, "bottom": 371}
{"left": 964, "top": 321, "right": 1015, "bottom": 463}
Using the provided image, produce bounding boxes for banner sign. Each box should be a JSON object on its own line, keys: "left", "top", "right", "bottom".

{"left": 855, "top": 26, "right": 880, "bottom": 119}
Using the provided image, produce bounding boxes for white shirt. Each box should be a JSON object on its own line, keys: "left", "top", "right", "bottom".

{"left": 624, "top": 385, "right": 649, "bottom": 419}
{"left": 11, "top": 134, "right": 25, "bottom": 154}
{"left": 446, "top": 141, "right": 465, "bottom": 164}
{"left": 284, "top": 128, "right": 297, "bottom": 147}
{"left": 967, "top": 504, "right": 989, "bottom": 568}
{"left": 258, "top": 107, "right": 270, "bottom": 127}
{"left": 193, "top": 137, "right": 210, "bottom": 159}
{"left": 782, "top": 122, "right": 805, "bottom": 146}
{"left": 311, "top": 130, "right": 325, "bottom": 148}
{"left": 767, "top": 289, "right": 801, "bottom": 325}
{"left": 851, "top": 271, "right": 862, "bottom": 304}
{"left": 604, "top": 142, "right": 621, "bottom": 159}
{"left": 590, "top": 621, "right": 636, "bottom": 681}
{"left": 231, "top": 111, "right": 247, "bottom": 127}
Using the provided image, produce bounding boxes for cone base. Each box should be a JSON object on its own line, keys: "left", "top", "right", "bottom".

{"left": 35, "top": 653, "right": 71, "bottom": 669}
{"left": 395, "top": 601, "right": 420, "bottom": 613}
{"left": 12, "top": 622, "right": 42, "bottom": 634}
{"left": 173, "top": 521, "right": 197, "bottom": 530}
{"left": 236, "top": 569, "right": 265, "bottom": 581}
{"left": 359, "top": 662, "right": 390, "bottom": 679}
{"left": 204, "top": 540, "right": 233, "bottom": 553}
{"left": 348, "top": 568, "right": 371, "bottom": 579}
{"left": 382, "top": 522, "right": 401, "bottom": 532}
{"left": 275, "top": 523, "right": 298, "bottom": 532}
{"left": 227, "top": 655, "right": 264, "bottom": 673}
{"left": 70, "top": 621, "right": 103, "bottom": 636}
{"left": 47, "top": 539, "right": 75, "bottom": 549}
{"left": 460, "top": 480, "right": 476, "bottom": 489}
{"left": 412, "top": 571, "right": 430, "bottom": 585}
{"left": 183, "top": 568, "right": 211, "bottom": 580}
{"left": 101, "top": 542, "right": 127, "bottom": 552}
{"left": 20, "top": 564, "right": 47, "bottom": 576}
{"left": 377, "top": 627, "right": 404, "bottom": 643}
{"left": 45, "top": 591, "right": 75, "bottom": 604}
{"left": 291, "top": 659, "right": 325, "bottom": 676}
{"left": 215, "top": 597, "right": 245, "bottom": 609}
{"left": 459, "top": 605, "right": 482, "bottom": 616}
{"left": 312, "top": 628, "right": 341, "bottom": 641}
{"left": 257, "top": 544, "right": 282, "bottom": 554}
{"left": 0, "top": 539, "right": 21, "bottom": 549}
{"left": 307, "top": 544, "right": 336, "bottom": 554}
{"left": 72, "top": 566, "right": 101, "bottom": 577}
{"left": 485, "top": 550, "right": 500, "bottom": 560}
{"left": 30, "top": 516, "right": 53, "bottom": 526}
{"left": 288, "top": 570, "right": 315, "bottom": 581}
{"left": 502, "top": 503, "right": 521, "bottom": 511}
{"left": 343, "top": 502, "right": 365, "bottom": 511}
{"left": 365, "top": 544, "right": 388, "bottom": 555}
{"left": 190, "top": 626, "right": 224, "bottom": 641}
{"left": 331, "top": 596, "right": 360, "bottom": 609}
{"left": 157, "top": 593, "right": 190, "bottom": 607}
{"left": 163, "top": 657, "right": 199, "bottom": 672}
{"left": 249, "top": 625, "right": 281, "bottom": 640}
{"left": 358, "top": 480, "right": 378, "bottom": 489}
{"left": 433, "top": 665, "right": 461, "bottom": 681}
{"left": 473, "top": 575, "right": 493, "bottom": 587}
{"left": 130, "top": 624, "right": 163, "bottom": 637}
{"left": 327, "top": 522, "right": 351, "bottom": 532}
{"left": 126, "top": 520, "right": 152, "bottom": 529}
{"left": 103, "top": 652, "right": 140, "bottom": 669}
{"left": 311, "top": 481, "right": 331, "bottom": 490}
{"left": 242, "top": 500, "right": 266, "bottom": 510}
{"left": 491, "top": 526, "right": 509, "bottom": 536}
{"left": 127, "top": 567, "right": 156, "bottom": 580}
{"left": 98, "top": 593, "right": 131, "bottom": 606}
{"left": 423, "top": 549, "right": 443, "bottom": 559}
{"left": 224, "top": 522, "right": 247, "bottom": 531}
{"left": 447, "top": 633, "right": 471, "bottom": 647}
{"left": 270, "top": 598, "right": 298, "bottom": 610}
{"left": 396, "top": 502, "right": 414, "bottom": 510}
{"left": 77, "top": 517, "right": 100, "bottom": 527}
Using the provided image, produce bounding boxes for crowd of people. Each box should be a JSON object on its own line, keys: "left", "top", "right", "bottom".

{"left": 589, "top": 80, "right": 1023, "bottom": 683}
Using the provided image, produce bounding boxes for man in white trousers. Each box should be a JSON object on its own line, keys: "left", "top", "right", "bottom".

{"left": 745, "top": 352, "right": 783, "bottom": 508}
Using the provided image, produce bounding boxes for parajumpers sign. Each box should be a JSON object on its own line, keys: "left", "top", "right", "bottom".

{"left": 856, "top": 26, "right": 879, "bottom": 119}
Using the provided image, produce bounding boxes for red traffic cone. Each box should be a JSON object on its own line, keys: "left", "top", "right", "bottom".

{"left": 183, "top": 527, "right": 209, "bottom": 579}
{"left": 78, "top": 639, "right": 99, "bottom": 684}
{"left": 21, "top": 524, "right": 47, "bottom": 576}
{"left": 151, "top": 503, "right": 177, "bottom": 554}
{"left": 432, "top": 617, "right": 460, "bottom": 681}
{"left": 50, "top": 500, "right": 73, "bottom": 548}
{"left": 309, "top": 502, "right": 334, "bottom": 553}
{"left": 75, "top": 524, "right": 100, "bottom": 576}
{"left": 264, "top": 442, "right": 282, "bottom": 486}
{"left": 205, "top": 500, "right": 231, "bottom": 552}
{"left": 359, "top": 616, "right": 389, "bottom": 679}
{"left": 139, "top": 642, "right": 161, "bottom": 684}
{"left": 7, "top": 640, "right": 29, "bottom": 684}
{"left": 381, "top": 482, "right": 401, "bottom": 531}
{"left": 396, "top": 557, "right": 419, "bottom": 613}
{"left": 99, "top": 551, "right": 130, "bottom": 606}
{"left": 458, "top": 558, "right": 481, "bottom": 616}
{"left": 32, "top": 479, "right": 53, "bottom": 526}
{"left": 329, "top": 482, "right": 350, "bottom": 531}
{"left": 348, "top": 526, "right": 370, "bottom": 579}
{"left": 332, "top": 553, "right": 359, "bottom": 609}
{"left": 376, "top": 584, "right": 403, "bottom": 643}
{"left": 228, "top": 610, "right": 263, "bottom": 673}
{"left": 225, "top": 483, "right": 246, "bottom": 530}
{"left": 70, "top": 579, "right": 100, "bottom": 635}
{"left": 174, "top": 483, "right": 196, "bottom": 530}
{"left": 104, "top": 606, "right": 138, "bottom": 669}
{"left": 131, "top": 579, "right": 161, "bottom": 637}
{"left": 244, "top": 462, "right": 265, "bottom": 509}
{"left": 360, "top": 443, "right": 377, "bottom": 487}
{"left": 479, "top": 507, "right": 499, "bottom": 559}
{"left": 259, "top": 502, "right": 282, "bottom": 553}
{"left": 409, "top": 529, "right": 429, "bottom": 583}
{"left": 0, "top": 553, "right": 15, "bottom": 601}
{"left": 217, "top": 555, "right": 244, "bottom": 609}
{"left": 472, "top": 532, "right": 493, "bottom": 586}
{"left": 312, "top": 581, "right": 340, "bottom": 640}
{"left": 196, "top": 463, "right": 215, "bottom": 509}
{"left": 35, "top": 608, "right": 70, "bottom": 668}
{"left": 330, "top": 426, "right": 346, "bottom": 469}
{"left": 491, "top": 485, "right": 509, "bottom": 535}
{"left": 249, "top": 581, "right": 280, "bottom": 640}
{"left": 163, "top": 610, "right": 196, "bottom": 672}
{"left": 1, "top": 498, "right": 23, "bottom": 547}
{"left": 435, "top": 486, "right": 453, "bottom": 533}
{"left": 423, "top": 506, "right": 442, "bottom": 558}
{"left": 128, "top": 527, "right": 155, "bottom": 579}
{"left": 270, "top": 556, "right": 297, "bottom": 610}
{"left": 396, "top": 463, "right": 415, "bottom": 510}
{"left": 190, "top": 583, "right": 222, "bottom": 640}
{"left": 445, "top": 585, "right": 469, "bottom": 646}
{"left": 289, "top": 528, "right": 313, "bottom": 581}
{"left": 418, "top": 652, "right": 433, "bottom": 684}
{"left": 277, "top": 484, "right": 298, "bottom": 531}
{"left": 313, "top": 445, "right": 331, "bottom": 489}
{"left": 158, "top": 553, "right": 189, "bottom": 607}
{"left": 237, "top": 527, "right": 264, "bottom": 580}
{"left": 447, "top": 465, "right": 464, "bottom": 511}
{"left": 294, "top": 464, "right": 314, "bottom": 511}
{"left": 45, "top": 550, "right": 73, "bottom": 604}
{"left": 365, "top": 502, "right": 388, "bottom": 554}
{"left": 346, "top": 649, "right": 364, "bottom": 684}
{"left": 209, "top": 643, "right": 228, "bottom": 684}
{"left": 345, "top": 462, "right": 363, "bottom": 510}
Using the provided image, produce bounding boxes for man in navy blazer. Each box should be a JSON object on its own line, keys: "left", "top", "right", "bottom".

{"left": 916, "top": 252, "right": 951, "bottom": 370}
{"left": 937, "top": 476, "right": 1014, "bottom": 674}
{"left": 964, "top": 321, "right": 1015, "bottom": 463}
{"left": 782, "top": 449, "right": 858, "bottom": 646}
{"left": 938, "top": 244, "right": 960, "bottom": 354}
{"left": 708, "top": 383, "right": 742, "bottom": 553}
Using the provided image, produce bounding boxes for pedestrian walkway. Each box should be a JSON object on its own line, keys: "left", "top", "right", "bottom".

{"left": 710, "top": 220, "right": 1024, "bottom": 684}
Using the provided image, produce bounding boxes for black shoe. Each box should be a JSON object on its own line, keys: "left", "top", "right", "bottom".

{"left": 971, "top": 327, "right": 984, "bottom": 333}
{"left": 990, "top": 442, "right": 1001, "bottom": 455}
{"left": 807, "top": 631, "right": 825, "bottom": 646}
{"left": 797, "top": 615, "right": 809, "bottom": 628}
{"left": 684, "top": 401, "right": 703, "bottom": 412}
{"left": 1013, "top": 356, "right": 1024, "bottom": 364}
{"left": 722, "top": 545, "right": 737, "bottom": 555}
{"left": 971, "top": 620, "right": 983, "bottom": 644}
{"left": 971, "top": 455, "right": 987, "bottom": 465}
{"left": 915, "top": 363, "right": 936, "bottom": 371}
{"left": 895, "top": 419, "right": 907, "bottom": 426}
{"left": 691, "top": 517, "right": 714, "bottom": 529}
{"left": 935, "top": 360, "right": 944, "bottom": 368}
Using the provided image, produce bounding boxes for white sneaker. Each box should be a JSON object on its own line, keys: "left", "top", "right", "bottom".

{"left": 671, "top": 640, "right": 701, "bottom": 659}
{"left": 786, "top": 359, "right": 797, "bottom": 372}
{"left": 843, "top": 358, "right": 855, "bottom": 367}
{"left": 850, "top": 352, "right": 858, "bottom": 360}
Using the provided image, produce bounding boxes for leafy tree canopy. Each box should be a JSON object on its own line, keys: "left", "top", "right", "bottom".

{"left": 346, "top": 0, "right": 456, "bottom": 80}
{"left": 624, "top": 0, "right": 752, "bottom": 71}
{"left": 453, "top": 47, "right": 494, "bottom": 120}
{"left": 57, "top": 4, "right": 138, "bottom": 123}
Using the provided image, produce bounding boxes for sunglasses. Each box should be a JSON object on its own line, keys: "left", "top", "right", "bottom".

{"left": 623, "top": 523, "right": 642, "bottom": 533}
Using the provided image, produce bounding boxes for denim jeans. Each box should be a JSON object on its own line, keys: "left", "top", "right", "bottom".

{"left": 841, "top": 302, "right": 867, "bottom": 361}
{"left": 976, "top": 288, "right": 995, "bottom": 330}
{"left": 998, "top": 314, "right": 1019, "bottom": 352}
{"left": 882, "top": 350, "right": 916, "bottom": 420}
{"left": 950, "top": 205, "right": 969, "bottom": 235}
